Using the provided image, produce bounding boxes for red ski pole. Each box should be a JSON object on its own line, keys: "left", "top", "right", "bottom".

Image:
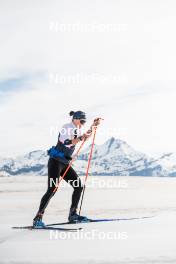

{"left": 78, "top": 126, "right": 98, "bottom": 215}
{"left": 52, "top": 119, "right": 102, "bottom": 193}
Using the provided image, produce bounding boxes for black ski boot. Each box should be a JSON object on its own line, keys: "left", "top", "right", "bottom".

{"left": 68, "top": 208, "right": 89, "bottom": 223}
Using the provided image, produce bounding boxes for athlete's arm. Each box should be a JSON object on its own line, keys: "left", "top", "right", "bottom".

{"left": 79, "top": 118, "right": 102, "bottom": 142}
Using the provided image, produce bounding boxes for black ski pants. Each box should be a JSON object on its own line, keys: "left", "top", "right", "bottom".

{"left": 36, "top": 158, "right": 83, "bottom": 216}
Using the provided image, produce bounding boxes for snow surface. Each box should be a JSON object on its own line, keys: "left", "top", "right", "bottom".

{"left": 1, "top": 176, "right": 176, "bottom": 263}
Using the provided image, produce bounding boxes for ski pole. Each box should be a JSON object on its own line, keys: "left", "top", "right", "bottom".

{"left": 79, "top": 126, "right": 98, "bottom": 215}
{"left": 53, "top": 138, "right": 86, "bottom": 193}
{"left": 53, "top": 117, "right": 103, "bottom": 194}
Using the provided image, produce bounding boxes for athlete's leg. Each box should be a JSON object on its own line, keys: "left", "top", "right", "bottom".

{"left": 63, "top": 166, "right": 84, "bottom": 213}
{"left": 33, "top": 158, "right": 65, "bottom": 220}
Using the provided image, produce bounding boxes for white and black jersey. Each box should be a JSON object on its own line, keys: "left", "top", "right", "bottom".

{"left": 59, "top": 122, "right": 82, "bottom": 148}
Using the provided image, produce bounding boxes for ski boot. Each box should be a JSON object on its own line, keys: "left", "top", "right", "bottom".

{"left": 68, "top": 208, "right": 90, "bottom": 223}
{"left": 33, "top": 214, "right": 46, "bottom": 229}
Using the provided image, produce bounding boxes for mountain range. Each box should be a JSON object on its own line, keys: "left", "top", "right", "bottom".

{"left": 0, "top": 137, "right": 176, "bottom": 176}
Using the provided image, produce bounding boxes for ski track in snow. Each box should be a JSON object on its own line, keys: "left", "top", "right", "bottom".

{"left": 0, "top": 176, "right": 176, "bottom": 264}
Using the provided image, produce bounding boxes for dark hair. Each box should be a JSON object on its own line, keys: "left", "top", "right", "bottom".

{"left": 69, "top": 111, "right": 75, "bottom": 117}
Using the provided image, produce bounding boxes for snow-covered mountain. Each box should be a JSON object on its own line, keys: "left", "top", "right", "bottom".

{"left": 75, "top": 137, "right": 169, "bottom": 176}
{"left": 0, "top": 150, "right": 48, "bottom": 176}
{"left": 151, "top": 152, "right": 176, "bottom": 176}
{"left": 0, "top": 137, "right": 176, "bottom": 176}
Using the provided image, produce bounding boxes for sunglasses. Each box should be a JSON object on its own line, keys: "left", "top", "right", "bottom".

{"left": 80, "top": 119, "right": 86, "bottom": 124}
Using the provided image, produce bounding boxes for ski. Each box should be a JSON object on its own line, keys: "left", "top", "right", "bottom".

{"left": 12, "top": 226, "right": 82, "bottom": 231}
{"left": 47, "top": 218, "right": 118, "bottom": 226}
{"left": 47, "top": 216, "right": 155, "bottom": 226}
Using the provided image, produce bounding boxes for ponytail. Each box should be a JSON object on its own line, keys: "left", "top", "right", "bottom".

{"left": 69, "top": 111, "right": 75, "bottom": 117}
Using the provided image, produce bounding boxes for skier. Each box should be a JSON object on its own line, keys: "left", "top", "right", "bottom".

{"left": 33, "top": 110, "right": 100, "bottom": 228}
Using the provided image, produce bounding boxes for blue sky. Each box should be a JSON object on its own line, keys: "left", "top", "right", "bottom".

{"left": 0, "top": 0, "right": 176, "bottom": 157}
{"left": 0, "top": 78, "right": 25, "bottom": 92}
